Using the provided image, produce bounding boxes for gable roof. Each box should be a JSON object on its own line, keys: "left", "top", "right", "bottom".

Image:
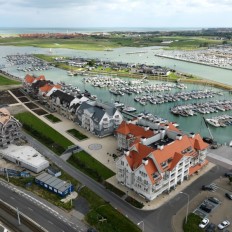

{"left": 50, "top": 90, "right": 75, "bottom": 104}
{"left": 39, "top": 84, "right": 61, "bottom": 93}
{"left": 116, "top": 121, "right": 154, "bottom": 138}
{"left": 189, "top": 134, "right": 209, "bottom": 150}
{"left": 152, "top": 135, "right": 196, "bottom": 172}
{"left": 143, "top": 158, "right": 159, "bottom": 184}
{"left": 126, "top": 143, "right": 154, "bottom": 170}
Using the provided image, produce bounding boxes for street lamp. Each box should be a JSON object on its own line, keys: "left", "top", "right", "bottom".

{"left": 137, "top": 221, "right": 144, "bottom": 232}
{"left": 180, "top": 191, "right": 189, "bottom": 224}
{"left": 68, "top": 181, "right": 72, "bottom": 206}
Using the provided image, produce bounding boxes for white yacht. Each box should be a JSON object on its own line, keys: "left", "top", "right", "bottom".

{"left": 205, "top": 118, "right": 220, "bottom": 127}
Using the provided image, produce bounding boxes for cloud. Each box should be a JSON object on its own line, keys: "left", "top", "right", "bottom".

{"left": 0, "top": 0, "right": 232, "bottom": 27}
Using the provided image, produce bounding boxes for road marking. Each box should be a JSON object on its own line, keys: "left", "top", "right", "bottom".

{"left": 48, "top": 220, "right": 53, "bottom": 225}
{"left": 28, "top": 207, "right": 33, "bottom": 211}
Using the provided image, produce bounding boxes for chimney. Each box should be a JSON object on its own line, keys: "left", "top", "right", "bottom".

{"left": 144, "top": 126, "right": 150, "bottom": 131}
{"left": 153, "top": 129, "right": 159, "bottom": 134}
{"left": 176, "top": 134, "right": 183, "bottom": 140}
{"left": 142, "top": 158, "right": 149, "bottom": 165}
{"left": 157, "top": 144, "right": 164, "bottom": 150}
{"left": 155, "top": 121, "right": 160, "bottom": 128}
{"left": 140, "top": 136, "right": 146, "bottom": 144}
{"left": 189, "top": 132, "right": 195, "bottom": 138}
{"left": 160, "top": 128, "right": 165, "bottom": 139}
{"left": 124, "top": 149, "right": 130, "bottom": 156}
{"left": 126, "top": 120, "right": 132, "bottom": 124}
{"left": 164, "top": 124, "right": 169, "bottom": 130}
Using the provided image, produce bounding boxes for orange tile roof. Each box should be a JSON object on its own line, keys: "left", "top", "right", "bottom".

{"left": 126, "top": 143, "right": 154, "bottom": 170}
{"left": 169, "top": 152, "right": 184, "bottom": 171}
{"left": 116, "top": 121, "right": 154, "bottom": 138}
{"left": 39, "top": 84, "right": 54, "bottom": 93}
{"left": 167, "top": 123, "right": 181, "bottom": 133}
{"left": 189, "top": 134, "right": 209, "bottom": 150}
{"left": 189, "top": 160, "right": 209, "bottom": 175}
{"left": 144, "top": 159, "right": 159, "bottom": 184}
{"left": 152, "top": 135, "right": 199, "bottom": 172}
{"left": 24, "top": 74, "right": 35, "bottom": 83}
{"left": 36, "top": 75, "right": 45, "bottom": 81}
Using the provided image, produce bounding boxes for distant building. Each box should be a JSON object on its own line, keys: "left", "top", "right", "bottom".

{"left": 23, "top": 74, "right": 45, "bottom": 93}
{"left": 115, "top": 121, "right": 208, "bottom": 201}
{"left": 35, "top": 172, "right": 74, "bottom": 197}
{"left": 0, "top": 108, "right": 22, "bottom": 148}
{"left": 75, "top": 101, "right": 123, "bottom": 137}
{"left": 0, "top": 144, "right": 49, "bottom": 173}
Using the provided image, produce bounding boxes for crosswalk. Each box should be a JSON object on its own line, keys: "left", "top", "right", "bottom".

{"left": 209, "top": 183, "right": 219, "bottom": 192}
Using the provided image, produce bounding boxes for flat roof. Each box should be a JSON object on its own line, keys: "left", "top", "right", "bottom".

{"left": 35, "top": 173, "right": 71, "bottom": 193}
{"left": 0, "top": 144, "right": 49, "bottom": 169}
{"left": 149, "top": 137, "right": 174, "bottom": 150}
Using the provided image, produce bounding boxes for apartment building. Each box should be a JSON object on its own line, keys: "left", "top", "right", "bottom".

{"left": 0, "top": 108, "right": 22, "bottom": 148}
{"left": 115, "top": 121, "right": 208, "bottom": 201}
{"left": 75, "top": 101, "right": 123, "bottom": 137}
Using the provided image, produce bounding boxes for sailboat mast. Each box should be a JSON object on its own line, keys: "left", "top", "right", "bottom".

{"left": 203, "top": 116, "right": 214, "bottom": 140}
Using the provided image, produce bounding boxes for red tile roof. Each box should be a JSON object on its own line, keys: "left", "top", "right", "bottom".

{"left": 24, "top": 74, "right": 35, "bottom": 83}
{"left": 189, "top": 160, "right": 209, "bottom": 175}
{"left": 143, "top": 159, "right": 159, "bottom": 184}
{"left": 126, "top": 143, "right": 154, "bottom": 170}
{"left": 189, "top": 134, "right": 209, "bottom": 150}
{"left": 116, "top": 121, "right": 154, "bottom": 138}
{"left": 24, "top": 74, "right": 46, "bottom": 84}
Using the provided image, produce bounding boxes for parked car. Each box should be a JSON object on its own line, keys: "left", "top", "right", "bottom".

{"left": 202, "top": 185, "right": 214, "bottom": 191}
{"left": 224, "top": 172, "right": 232, "bottom": 178}
{"left": 225, "top": 193, "right": 232, "bottom": 200}
{"left": 199, "top": 218, "right": 210, "bottom": 228}
{"left": 218, "top": 220, "right": 230, "bottom": 230}
{"left": 200, "top": 204, "right": 212, "bottom": 213}
{"left": 208, "top": 197, "right": 220, "bottom": 204}
{"left": 205, "top": 223, "right": 216, "bottom": 232}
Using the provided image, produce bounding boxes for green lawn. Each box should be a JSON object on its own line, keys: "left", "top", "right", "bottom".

{"left": 67, "top": 128, "right": 88, "bottom": 140}
{"left": 0, "top": 75, "right": 21, "bottom": 85}
{"left": 67, "top": 151, "right": 115, "bottom": 182}
{"left": 15, "top": 112, "right": 73, "bottom": 155}
{"left": 80, "top": 187, "right": 141, "bottom": 232}
{"left": 183, "top": 213, "right": 204, "bottom": 232}
{"left": 44, "top": 114, "right": 61, "bottom": 123}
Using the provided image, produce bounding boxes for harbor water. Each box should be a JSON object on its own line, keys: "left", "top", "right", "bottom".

{"left": 0, "top": 45, "right": 231, "bottom": 144}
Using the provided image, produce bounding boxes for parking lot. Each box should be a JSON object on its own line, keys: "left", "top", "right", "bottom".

{"left": 173, "top": 176, "right": 232, "bottom": 231}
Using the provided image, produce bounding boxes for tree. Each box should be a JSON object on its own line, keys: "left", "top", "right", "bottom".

{"left": 228, "top": 176, "right": 232, "bottom": 185}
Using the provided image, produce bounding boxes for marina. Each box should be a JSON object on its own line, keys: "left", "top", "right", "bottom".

{"left": 0, "top": 45, "right": 231, "bottom": 144}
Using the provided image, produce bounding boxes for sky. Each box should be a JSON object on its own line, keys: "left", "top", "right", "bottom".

{"left": 0, "top": 0, "right": 231, "bottom": 28}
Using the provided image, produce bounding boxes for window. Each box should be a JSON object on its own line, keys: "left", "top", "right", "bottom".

{"left": 121, "top": 161, "right": 124, "bottom": 166}
{"left": 144, "top": 180, "right": 148, "bottom": 185}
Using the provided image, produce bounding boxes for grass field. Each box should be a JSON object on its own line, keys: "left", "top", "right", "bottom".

{"left": 6, "top": 171, "right": 79, "bottom": 211}
{"left": 80, "top": 187, "right": 141, "bottom": 232}
{"left": 0, "top": 75, "right": 21, "bottom": 85}
{"left": 15, "top": 112, "right": 73, "bottom": 155}
{"left": 0, "top": 35, "right": 226, "bottom": 51}
{"left": 67, "top": 150, "right": 115, "bottom": 182}
{"left": 44, "top": 114, "right": 61, "bottom": 123}
{"left": 67, "top": 128, "right": 88, "bottom": 140}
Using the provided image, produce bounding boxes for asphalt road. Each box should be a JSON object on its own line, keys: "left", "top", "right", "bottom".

{"left": 0, "top": 182, "right": 85, "bottom": 232}
{"left": 24, "top": 132, "right": 228, "bottom": 232}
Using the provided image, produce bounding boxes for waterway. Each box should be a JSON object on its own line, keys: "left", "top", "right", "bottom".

{"left": 0, "top": 45, "right": 231, "bottom": 144}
